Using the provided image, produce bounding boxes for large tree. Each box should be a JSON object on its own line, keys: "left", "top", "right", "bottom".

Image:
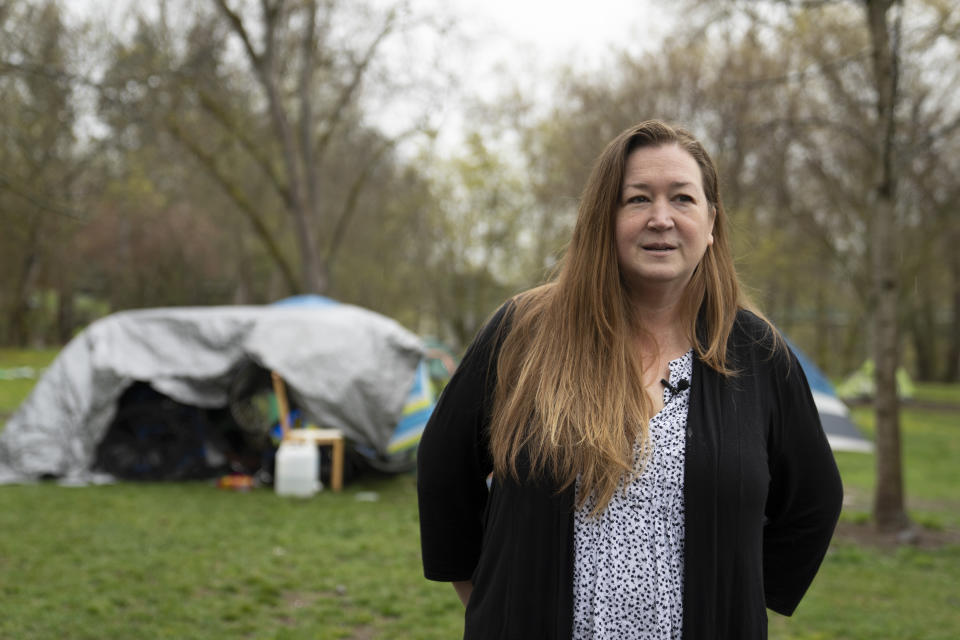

{"left": 0, "top": 0, "right": 84, "bottom": 345}
{"left": 88, "top": 0, "right": 460, "bottom": 321}
{"left": 186, "top": 0, "right": 436, "bottom": 295}
{"left": 864, "top": 0, "right": 909, "bottom": 533}
{"left": 678, "top": 0, "right": 959, "bottom": 534}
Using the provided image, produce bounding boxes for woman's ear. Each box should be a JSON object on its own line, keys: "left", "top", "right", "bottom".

{"left": 707, "top": 205, "right": 717, "bottom": 246}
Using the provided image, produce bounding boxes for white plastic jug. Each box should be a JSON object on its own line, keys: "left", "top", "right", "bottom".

{"left": 274, "top": 440, "right": 321, "bottom": 497}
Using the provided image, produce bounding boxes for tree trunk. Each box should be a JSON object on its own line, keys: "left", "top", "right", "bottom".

{"left": 56, "top": 278, "right": 75, "bottom": 345}
{"left": 840, "top": 312, "right": 863, "bottom": 377}
{"left": 231, "top": 222, "right": 252, "bottom": 304}
{"left": 8, "top": 222, "right": 42, "bottom": 347}
{"left": 871, "top": 193, "right": 907, "bottom": 533}
{"left": 865, "top": 0, "right": 910, "bottom": 534}
{"left": 946, "top": 231, "right": 960, "bottom": 382}
{"left": 815, "top": 268, "right": 831, "bottom": 376}
{"left": 907, "top": 282, "right": 936, "bottom": 382}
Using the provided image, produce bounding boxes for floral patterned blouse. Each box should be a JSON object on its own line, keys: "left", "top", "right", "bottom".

{"left": 573, "top": 349, "right": 693, "bottom": 639}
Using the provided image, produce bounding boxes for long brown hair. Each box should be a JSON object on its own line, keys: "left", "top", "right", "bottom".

{"left": 489, "top": 120, "right": 769, "bottom": 512}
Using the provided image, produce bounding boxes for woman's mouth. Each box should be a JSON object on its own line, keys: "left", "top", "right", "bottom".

{"left": 642, "top": 243, "right": 676, "bottom": 252}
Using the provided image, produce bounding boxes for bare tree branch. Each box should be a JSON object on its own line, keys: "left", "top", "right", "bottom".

{"left": 325, "top": 128, "right": 418, "bottom": 265}
{"left": 725, "top": 48, "right": 871, "bottom": 90}
{"left": 211, "top": 0, "right": 262, "bottom": 67}
{"left": 749, "top": 115, "right": 875, "bottom": 153}
{"left": 315, "top": 8, "right": 397, "bottom": 161}
{"left": 192, "top": 85, "right": 295, "bottom": 210}
{"left": 212, "top": 0, "right": 321, "bottom": 292}
{"left": 165, "top": 115, "right": 301, "bottom": 293}
{"left": 299, "top": 0, "right": 319, "bottom": 215}
{"left": 0, "top": 173, "right": 84, "bottom": 220}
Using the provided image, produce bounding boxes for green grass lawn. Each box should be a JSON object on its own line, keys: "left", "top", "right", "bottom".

{"left": 766, "top": 403, "right": 960, "bottom": 640}
{"left": 0, "top": 476, "right": 464, "bottom": 640}
{"left": 1, "top": 350, "right": 958, "bottom": 638}
{"left": 0, "top": 347, "right": 61, "bottom": 370}
{"left": 0, "top": 347, "right": 58, "bottom": 422}
{"left": 911, "top": 382, "right": 960, "bottom": 405}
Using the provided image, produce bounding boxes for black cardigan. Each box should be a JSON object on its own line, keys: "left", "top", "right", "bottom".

{"left": 417, "top": 305, "right": 843, "bottom": 639}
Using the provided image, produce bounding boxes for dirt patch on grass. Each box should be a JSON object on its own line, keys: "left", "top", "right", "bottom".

{"left": 349, "top": 626, "right": 377, "bottom": 640}
{"left": 833, "top": 520, "right": 960, "bottom": 550}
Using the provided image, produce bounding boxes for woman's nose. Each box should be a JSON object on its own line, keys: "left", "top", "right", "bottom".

{"left": 646, "top": 199, "right": 675, "bottom": 229}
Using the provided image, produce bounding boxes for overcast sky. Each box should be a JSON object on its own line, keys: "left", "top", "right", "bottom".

{"left": 385, "top": 0, "right": 676, "bottom": 148}
{"left": 412, "top": 0, "right": 674, "bottom": 97}
{"left": 434, "top": 0, "right": 673, "bottom": 63}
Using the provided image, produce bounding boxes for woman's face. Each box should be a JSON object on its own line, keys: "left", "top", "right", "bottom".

{"left": 615, "top": 144, "right": 715, "bottom": 302}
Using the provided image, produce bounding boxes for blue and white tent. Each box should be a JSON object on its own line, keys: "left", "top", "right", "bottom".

{"left": 790, "top": 343, "right": 873, "bottom": 453}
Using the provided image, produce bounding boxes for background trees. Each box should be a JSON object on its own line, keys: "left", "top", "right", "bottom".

{"left": 0, "top": 0, "right": 85, "bottom": 345}
{"left": 1, "top": 3, "right": 956, "bottom": 369}
{"left": 95, "top": 0, "right": 447, "bottom": 300}
{"left": 2, "top": 0, "right": 460, "bottom": 343}
{"left": 0, "top": 0, "right": 956, "bottom": 539}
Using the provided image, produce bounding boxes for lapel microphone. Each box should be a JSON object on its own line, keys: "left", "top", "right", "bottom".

{"left": 660, "top": 378, "right": 690, "bottom": 397}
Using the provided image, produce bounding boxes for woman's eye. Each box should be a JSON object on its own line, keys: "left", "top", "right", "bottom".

{"left": 626, "top": 195, "right": 649, "bottom": 204}
{"left": 674, "top": 194, "right": 694, "bottom": 203}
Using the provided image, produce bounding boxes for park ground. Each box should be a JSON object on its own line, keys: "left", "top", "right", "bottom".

{"left": 0, "top": 349, "right": 957, "bottom": 639}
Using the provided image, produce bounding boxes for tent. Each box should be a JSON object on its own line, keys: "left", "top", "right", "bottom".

{"left": 835, "top": 358, "right": 915, "bottom": 401}
{"left": 790, "top": 343, "right": 874, "bottom": 453}
{"left": 0, "top": 302, "right": 426, "bottom": 485}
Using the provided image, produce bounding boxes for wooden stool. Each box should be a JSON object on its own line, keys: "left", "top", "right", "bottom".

{"left": 271, "top": 371, "right": 345, "bottom": 492}
{"left": 284, "top": 428, "right": 344, "bottom": 492}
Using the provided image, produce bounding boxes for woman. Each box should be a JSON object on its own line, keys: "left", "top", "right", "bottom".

{"left": 417, "top": 120, "right": 843, "bottom": 639}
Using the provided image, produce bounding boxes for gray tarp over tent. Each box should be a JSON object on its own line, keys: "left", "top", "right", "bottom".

{"left": 0, "top": 304, "right": 424, "bottom": 485}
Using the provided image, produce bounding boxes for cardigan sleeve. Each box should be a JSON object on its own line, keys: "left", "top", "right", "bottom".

{"left": 762, "top": 343, "right": 844, "bottom": 615}
{"left": 416, "top": 304, "right": 509, "bottom": 582}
